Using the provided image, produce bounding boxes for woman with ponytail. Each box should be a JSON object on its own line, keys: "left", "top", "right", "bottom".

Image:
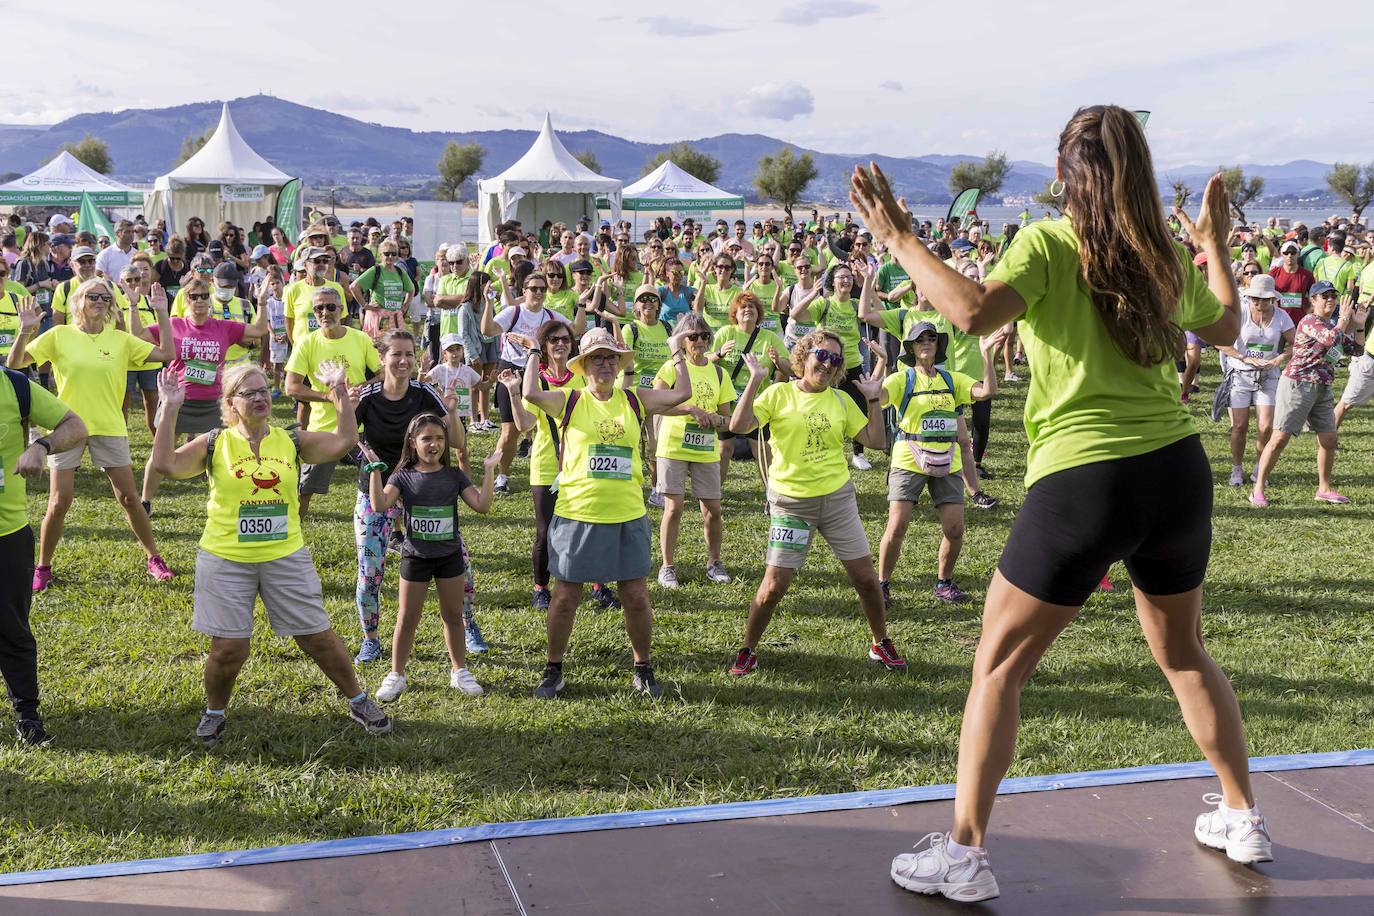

{"left": 852, "top": 105, "right": 1263, "bottom": 902}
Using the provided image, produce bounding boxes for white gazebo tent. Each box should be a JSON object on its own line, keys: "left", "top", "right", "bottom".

{"left": 144, "top": 102, "right": 300, "bottom": 234}
{"left": 0, "top": 151, "right": 144, "bottom": 207}
{"left": 620, "top": 159, "right": 743, "bottom": 232}
{"left": 477, "top": 114, "right": 621, "bottom": 244}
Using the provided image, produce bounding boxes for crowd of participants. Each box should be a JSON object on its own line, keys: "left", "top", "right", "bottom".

{"left": 0, "top": 104, "right": 1371, "bottom": 900}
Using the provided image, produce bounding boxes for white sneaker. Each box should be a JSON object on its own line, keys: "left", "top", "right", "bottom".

{"left": 1194, "top": 793, "right": 1273, "bottom": 864}
{"left": 705, "top": 560, "right": 731, "bottom": 583}
{"left": 891, "top": 832, "right": 999, "bottom": 902}
{"left": 450, "top": 667, "right": 484, "bottom": 696}
{"left": 1228, "top": 466, "right": 1245, "bottom": 487}
{"left": 657, "top": 565, "right": 680, "bottom": 589}
{"left": 494, "top": 473, "right": 510, "bottom": 494}
{"left": 851, "top": 453, "right": 873, "bottom": 471}
{"left": 1005, "top": 372, "right": 1021, "bottom": 382}
{"left": 647, "top": 488, "right": 665, "bottom": 509}
{"left": 376, "top": 671, "right": 408, "bottom": 703}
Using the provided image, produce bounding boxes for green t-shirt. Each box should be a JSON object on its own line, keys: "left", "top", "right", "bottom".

{"left": 23, "top": 324, "right": 155, "bottom": 437}
{"left": 436, "top": 273, "right": 472, "bottom": 339}
{"left": 806, "top": 295, "right": 861, "bottom": 369}
{"left": 712, "top": 324, "right": 787, "bottom": 393}
{"left": 753, "top": 382, "right": 866, "bottom": 499}
{"left": 0, "top": 374, "right": 70, "bottom": 537}
{"left": 626, "top": 319, "right": 670, "bottom": 388}
{"left": 883, "top": 367, "right": 976, "bottom": 476}
{"left": 1313, "top": 255, "right": 1357, "bottom": 295}
{"left": 525, "top": 374, "right": 584, "bottom": 487}
{"left": 284, "top": 327, "right": 380, "bottom": 432}
{"left": 545, "top": 288, "right": 579, "bottom": 320}
{"left": 355, "top": 265, "right": 415, "bottom": 311}
{"left": 986, "top": 217, "right": 1223, "bottom": 488}
{"left": 1300, "top": 245, "right": 1325, "bottom": 273}
{"left": 0, "top": 293, "right": 20, "bottom": 357}
{"left": 653, "top": 359, "right": 736, "bottom": 462}
{"left": 875, "top": 260, "right": 916, "bottom": 308}
{"left": 1358, "top": 261, "right": 1374, "bottom": 305}
{"left": 702, "top": 284, "right": 739, "bottom": 330}
{"left": 742, "top": 278, "right": 781, "bottom": 332}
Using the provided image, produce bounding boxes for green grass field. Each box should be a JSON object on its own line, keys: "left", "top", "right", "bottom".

{"left": 2, "top": 360, "right": 1372, "bottom": 874}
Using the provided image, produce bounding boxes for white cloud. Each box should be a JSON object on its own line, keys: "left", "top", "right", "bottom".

{"left": 639, "top": 16, "right": 736, "bottom": 36}
{"left": 738, "top": 83, "right": 814, "bottom": 122}
{"left": 879, "top": 81, "right": 903, "bottom": 92}
{"left": 779, "top": 0, "right": 876, "bottom": 25}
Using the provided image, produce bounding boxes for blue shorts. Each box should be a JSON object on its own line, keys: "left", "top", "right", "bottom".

{"left": 127, "top": 368, "right": 159, "bottom": 392}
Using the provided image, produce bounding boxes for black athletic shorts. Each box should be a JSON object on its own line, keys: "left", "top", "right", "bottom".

{"left": 399, "top": 551, "right": 468, "bottom": 583}
{"left": 493, "top": 360, "right": 523, "bottom": 423}
{"left": 997, "top": 434, "right": 1211, "bottom": 606}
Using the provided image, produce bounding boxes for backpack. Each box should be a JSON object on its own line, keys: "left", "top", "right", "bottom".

{"left": 891, "top": 366, "right": 957, "bottom": 477}
{"left": 555, "top": 387, "right": 643, "bottom": 477}
{"left": 205, "top": 426, "right": 300, "bottom": 478}
{"left": 4, "top": 367, "right": 31, "bottom": 438}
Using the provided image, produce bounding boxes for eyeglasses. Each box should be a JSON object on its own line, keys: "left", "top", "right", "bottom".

{"left": 795, "top": 264, "right": 812, "bottom": 271}
{"left": 586, "top": 352, "right": 621, "bottom": 365}
{"left": 546, "top": 336, "right": 572, "bottom": 346}
{"left": 187, "top": 293, "right": 210, "bottom": 301}
{"left": 233, "top": 387, "right": 272, "bottom": 401}
{"left": 1315, "top": 292, "right": 1338, "bottom": 299}
{"left": 313, "top": 303, "right": 340, "bottom": 313}
{"left": 809, "top": 348, "right": 844, "bottom": 368}
{"left": 1242, "top": 271, "right": 1262, "bottom": 278}
{"left": 684, "top": 332, "right": 711, "bottom": 342}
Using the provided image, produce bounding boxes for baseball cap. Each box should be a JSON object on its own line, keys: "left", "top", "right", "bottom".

{"left": 1280, "top": 240, "right": 1300, "bottom": 254}
{"left": 50, "top": 234, "right": 74, "bottom": 247}
{"left": 48, "top": 214, "right": 73, "bottom": 230}
{"left": 250, "top": 244, "right": 271, "bottom": 261}
{"left": 72, "top": 245, "right": 97, "bottom": 260}
{"left": 569, "top": 259, "right": 595, "bottom": 273}
{"left": 213, "top": 262, "right": 241, "bottom": 282}
{"left": 508, "top": 247, "right": 528, "bottom": 258}
{"left": 1310, "top": 280, "right": 1337, "bottom": 296}
{"left": 440, "top": 333, "right": 464, "bottom": 350}
{"left": 1192, "top": 251, "right": 1208, "bottom": 266}
{"left": 633, "top": 284, "right": 660, "bottom": 301}
{"left": 301, "top": 246, "right": 331, "bottom": 260}
{"left": 207, "top": 239, "right": 225, "bottom": 256}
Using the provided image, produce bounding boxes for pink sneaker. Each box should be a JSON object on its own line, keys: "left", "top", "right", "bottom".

{"left": 1315, "top": 490, "right": 1351, "bottom": 504}
{"left": 1248, "top": 491, "right": 1269, "bottom": 508}
{"left": 32, "top": 565, "right": 53, "bottom": 593}
{"left": 1098, "top": 575, "right": 1114, "bottom": 592}
{"left": 146, "top": 555, "right": 175, "bottom": 582}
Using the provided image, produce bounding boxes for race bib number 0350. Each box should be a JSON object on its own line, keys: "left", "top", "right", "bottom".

{"left": 588, "top": 444, "right": 633, "bottom": 480}
{"left": 238, "top": 502, "right": 288, "bottom": 542}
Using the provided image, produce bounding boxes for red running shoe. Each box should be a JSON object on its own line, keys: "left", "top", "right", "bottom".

{"left": 869, "top": 638, "right": 907, "bottom": 671}
{"left": 728, "top": 647, "right": 757, "bottom": 676}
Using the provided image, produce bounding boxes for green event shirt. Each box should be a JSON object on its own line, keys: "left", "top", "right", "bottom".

{"left": 354, "top": 264, "right": 415, "bottom": 310}
{"left": 1313, "top": 255, "right": 1357, "bottom": 295}
{"left": 653, "top": 359, "right": 736, "bottom": 463}
{"left": 0, "top": 374, "right": 70, "bottom": 537}
{"left": 712, "top": 324, "right": 787, "bottom": 393}
{"left": 987, "top": 217, "right": 1223, "bottom": 488}
{"left": 876, "top": 307, "right": 982, "bottom": 378}
{"left": 806, "top": 295, "right": 862, "bottom": 369}
{"left": 626, "top": 319, "right": 670, "bottom": 387}
{"left": 875, "top": 259, "right": 916, "bottom": 308}
{"left": 882, "top": 366, "right": 977, "bottom": 476}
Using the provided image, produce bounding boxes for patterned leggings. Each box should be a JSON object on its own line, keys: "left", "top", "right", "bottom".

{"left": 354, "top": 491, "right": 476, "bottom": 634}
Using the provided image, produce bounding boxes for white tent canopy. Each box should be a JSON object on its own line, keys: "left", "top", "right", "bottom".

{"left": 477, "top": 114, "right": 621, "bottom": 244}
{"left": 0, "top": 151, "right": 143, "bottom": 206}
{"left": 621, "top": 160, "right": 742, "bottom": 211}
{"left": 144, "top": 102, "right": 299, "bottom": 234}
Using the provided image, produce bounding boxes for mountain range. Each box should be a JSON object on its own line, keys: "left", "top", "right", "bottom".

{"left": 0, "top": 95, "right": 1343, "bottom": 206}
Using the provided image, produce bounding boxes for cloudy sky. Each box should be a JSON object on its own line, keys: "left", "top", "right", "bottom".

{"left": 5, "top": 0, "right": 1370, "bottom": 168}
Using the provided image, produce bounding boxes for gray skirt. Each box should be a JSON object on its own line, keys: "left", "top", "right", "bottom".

{"left": 548, "top": 514, "right": 652, "bottom": 584}
{"left": 177, "top": 397, "right": 223, "bottom": 436}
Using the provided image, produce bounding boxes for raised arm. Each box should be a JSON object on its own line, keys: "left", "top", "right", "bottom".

{"left": 500, "top": 369, "right": 538, "bottom": 432}
{"left": 150, "top": 369, "right": 210, "bottom": 478}
{"left": 727, "top": 354, "right": 769, "bottom": 434}
{"left": 789, "top": 282, "right": 824, "bottom": 320}
{"left": 636, "top": 327, "right": 693, "bottom": 415}
{"left": 296, "top": 361, "right": 360, "bottom": 463}
{"left": 1173, "top": 175, "right": 1242, "bottom": 346}
{"left": 852, "top": 370, "right": 888, "bottom": 450}
{"left": 461, "top": 451, "right": 502, "bottom": 514}
{"left": 5, "top": 297, "right": 40, "bottom": 369}
{"left": 521, "top": 350, "right": 568, "bottom": 417}
{"left": 970, "top": 330, "right": 1005, "bottom": 400}
{"left": 144, "top": 284, "right": 176, "bottom": 363}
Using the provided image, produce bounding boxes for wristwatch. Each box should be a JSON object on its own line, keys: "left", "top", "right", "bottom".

{"left": 34, "top": 436, "right": 53, "bottom": 454}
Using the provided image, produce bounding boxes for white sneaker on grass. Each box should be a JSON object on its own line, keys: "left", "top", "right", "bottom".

{"left": 851, "top": 453, "right": 873, "bottom": 471}
{"left": 890, "top": 832, "right": 999, "bottom": 902}
{"left": 450, "top": 667, "right": 484, "bottom": 695}
{"left": 1194, "top": 793, "right": 1272, "bottom": 863}
{"left": 376, "top": 671, "right": 408, "bottom": 703}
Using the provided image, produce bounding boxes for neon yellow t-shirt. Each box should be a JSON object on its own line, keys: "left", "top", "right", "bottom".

{"left": 753, "top": 382, "right": 866, "bottom": 499}
{"left": 806, "top": 296, "right": 861, "bottom": 369}
{"left": 882, "top": 367, "right": 976, "bottom": 476}
{"left": 0, "top": 376, "right": 68, "bottom": 537}
{"left": 545, "top": 288, "right": 579, "bottom": 320}
{"left": 200, "top": 426, "right": 303, "bottom": 563}
{"left": 284, "top": 279, "right": 347, "bottom": 342}
{"left": 24, "top": 323, "right": 155, "bottom": 437}
{"left": 743, "top": 278, "right": 781, "bottom": 331}
{"left": 0, "top": 293, "right": 20, "bottom": 358}
{"left": 712, "top": 324, "right": 787, "bottom": 393}
{"left": 526, "top": 373, "right": 585, "bottom": 487}
{"left": 986, "top": 217, "right": 1223, "bottom": 488}
{"left": 552, "top": 388, "right": 646, "bottom": 524}
{"left": 284, "top": 327, "right": 380, "bottom": 432}
{"left": 626, "top": 319, "right": 670, "bottom": 388}
{"left": 654, "top": 359, "right": 735, "bottom": 463}
{"left": 702, "top": 284, "right": 738, "bottom": 330}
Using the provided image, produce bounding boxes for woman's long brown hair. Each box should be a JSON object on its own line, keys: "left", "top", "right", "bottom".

{"left": 1059, "top": 105, "right": 1183, "bottom": 367}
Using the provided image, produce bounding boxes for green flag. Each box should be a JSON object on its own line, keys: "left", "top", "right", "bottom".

{"left": 77, "top": 191, "right": 115, "bottom": 240}
{"left": 947, "top": 187, "right": 980, "bottom": 225}
{"left": 275, "top": 179, "right": 302, "bottom": 241}
{"left": 1134, "top": 110, "right": 1151, "bottom": 126}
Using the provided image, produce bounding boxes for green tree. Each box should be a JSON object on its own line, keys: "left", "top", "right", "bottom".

{"left": 435, "top": 141, "right": 485, "bottom": 202}
{"left": 643, "top": 142, "right": 721, "bottom": 185}
{"left": 573, "top": 150, "right": 601, "bottom": 173}
{"left": 54, "top": 134, "right": 112, "bottom": 174}
{"left": 1170, "top": 178, "right": 1192, "bottom": 211}
{"left": 1219, "top": 166, "right": 1264, "bottom": 223}
{"left": 175, "top": 128, "right": 213, "bottom": 166}
{"left": 754, "top": 147, "right": 817, "bottom": 223}
{"left": 1325, "top": 162, "right": 1374, "bottom": 222}
{"left": 1031, "top": 179, "right": 1065, "bottom": 217}
{"left": 948, "top": 150, "right": 1009, "bottom": 198}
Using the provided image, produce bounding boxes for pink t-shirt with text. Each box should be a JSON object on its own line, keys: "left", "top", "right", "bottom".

{"left": 149, "top": 317, "right": 248, "bottom": 401}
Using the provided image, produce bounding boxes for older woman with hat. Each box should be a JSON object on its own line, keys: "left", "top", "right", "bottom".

{"left": 725, "top": 329, "right": 899, "bottom": 678}
{"left": 1250, "top": 281, "right": 1368, "bottom": 506}
{"left": 521, "top": 326, "right": 692, "bottom": 699}
{"left": 1216, "top": 274, "right": 1294, "bottom": 486}
{"left": 877, "top": 321, "right": 1003, "bottom": 609}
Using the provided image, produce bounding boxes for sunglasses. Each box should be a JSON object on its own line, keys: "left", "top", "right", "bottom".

{"left": 310, "top": 257, "right": 332, "bottom": 265}
{"left": 525, "top": 285, "right": 548, "bottom": 293}
{"left": 636, "top": 295, "right": 661, "bottom": 304}
{"left": 313, "top": 303, "right": 340, "bottom": 313}
{"left": 810, "top": 348, "right": 844, "bottom": 368}
{"left": 187, "top": 293, "right": 210, "bottom": 301}
{"left": 684, "top": 332, "right": 711, "bottom": 342}
{"left": 546, "top": 336, "right": 572, "bottom": 346}
{"left": 715, "top": 263, "right": 734, "bottom": 270}
{"left": 86, "top": 292, "right": 113, "bottom": 303}
{"left": 546, "top": 272, "right": 564, "bottom": 280}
